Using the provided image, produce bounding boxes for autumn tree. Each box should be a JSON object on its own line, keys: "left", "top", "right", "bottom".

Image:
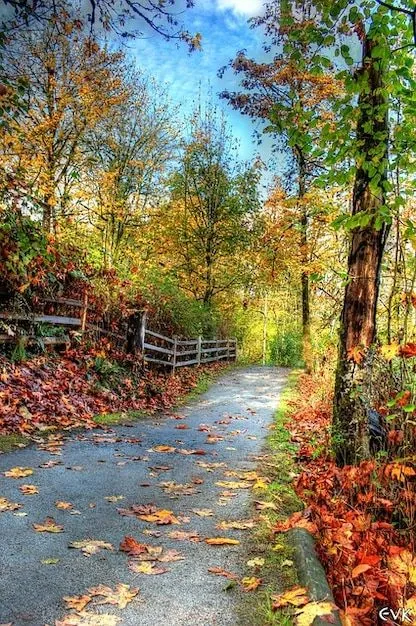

{"left": 0, "top": 19, "right": 126, "bottom": 232}
{"left": 154, "top": 105, "right": 261, "bottom": 326}
{"left": 221, "top": 0, "right": 341, "bottom": 372}
{"left": 78, "top": 75, "right": 177, "bottom": 269}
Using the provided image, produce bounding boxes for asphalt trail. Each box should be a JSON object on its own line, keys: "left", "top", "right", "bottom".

{"left": 0, "top": 366, "right": 288, "bottom": 626}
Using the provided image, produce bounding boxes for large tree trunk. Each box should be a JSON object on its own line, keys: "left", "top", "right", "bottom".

{"left": 333, "top": 34, "right": 389, "bottom": 466}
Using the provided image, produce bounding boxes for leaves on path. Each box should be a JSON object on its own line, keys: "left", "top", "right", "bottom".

{"left": 128, "top": 561, "right": 168, "bottom": 575}
{"left": 0, "top": 497, "right": 21, "bottom": 512}
{"left": 215, "top": 480, "right": 251, "bottom": 489}
{"left": 4, "top": 466, "right": 33, "bottom": 478}
{"left": 168, "top": 530, "right": 200, "bottom": 542}
{"left": 271, "top": 586, "right": 309, "bottom": 609}
{"left": 152, "top": 445, "right": 176, "bottom": 453}
{"left": 63, "top": 595, "right": 92, "bottom": 611}
{"left": 69, "top": 539, "right": 114, "bottom": 557}
{"left": 33, "top": 517, "right": 64, "bottom": 533}
{"left": 19, "top": 484, "right": 39, "bottom": 494}
{"left": 246, "top": 557, "right": 265, "bottom": 568}
{"left": 192, "top": 508, "right": 214, "bottom": 517}
{"left": 120, "top": 536, "right": 148, "bottom": 556}
{"left": 295, "top": 601, "right": 337, "bottom": 626}
{"left": 56, "top": 501, "right": 73, "bottom": 510}
{"left": 56, "top": 612, "right": 121, "bottom": 625}
{"left": 88, "top": 584, "right": 139, "bottom": 609}
{"left": 205, "top": 537, "right": 240, "bottom": 546}
{"left": 216, "top": 519, "right": 254, "bottom": 530}
{"left": 196, "top": 461, "right": 226, "bottom": 471}
{"left": 118, "top": 504, "right": 180, "bottom": 524}
{"left": 104, "top": 495, "right": 124, "bottom": 502}
{"left": 208, "top": 567, "right": 239, "bottom": 580}
{"left": 158, "top": 481, "right": 197, "bottom": 496}
{"left": 240, "top": 576, "right": 262, "bottom": 592}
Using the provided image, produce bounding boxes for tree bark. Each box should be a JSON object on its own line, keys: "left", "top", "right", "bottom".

{"left": 296, "top": 148, "right": 312, "bottom": 373}
{"left": 333, "top": 34, "right": 389, "bottom": 466}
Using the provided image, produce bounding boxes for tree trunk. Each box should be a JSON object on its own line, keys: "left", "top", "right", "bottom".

{"left": 333, "top": 34, "right": 389, "bottom": 466}
{"left": 296, "top": 149, "right": 312, "bottom": 373}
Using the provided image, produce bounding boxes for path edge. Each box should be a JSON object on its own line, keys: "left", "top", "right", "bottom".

{"left": 288, "top": 528, "right": 342, "bottom": 626}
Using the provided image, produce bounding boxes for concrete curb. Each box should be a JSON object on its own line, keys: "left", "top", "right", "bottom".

{"left": 288, "top": 528, "right": 342, "bottom": 626}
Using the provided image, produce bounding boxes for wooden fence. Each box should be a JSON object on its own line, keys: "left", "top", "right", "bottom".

{"left": 143, "top": 328, "right": 237, "bottom": 370}
{"left": 0, "top": 300, "right": 237, "bottom": 369}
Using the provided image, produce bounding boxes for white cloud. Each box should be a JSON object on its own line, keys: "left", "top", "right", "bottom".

{"left": 216, "top": 0, "right": 264, "bottom": 17}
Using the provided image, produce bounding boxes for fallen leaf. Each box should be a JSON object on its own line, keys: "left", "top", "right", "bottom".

{"left": 19, "top": 484, "right": 39, "bottom": 495}
{"left": 215, "top": 481, "right": 251, "bottom": 489}
{"left": 104, "top": 495, "right": 124, "bottom": 503}
{"left": 295, "top": 601, "right": 337, "bottom": 626}
{"left": 247, "top": 557, "right": 265, "bottom": 568}
{"left": 69, "top": 539, "right": 114, "bottom": 557}
{"left": 63, "top": 594, "right": 92, "bottom": 611}
{"left": 168, "top": 530, "right": 200, "bottom": 542}
{"left": 119, "top": 536, "right": 148, "bottom": 556}
{"left": 157, "top": 549, "right": 184, "bottom": 562}
{"left": 205, "top": 537, "right": 240, "bottom": 546}
{"left": 351, "top": 563, "right": 372, "bottom": 578}
{"left": 33, "top": 517, "right": 64, "bottom": 533}
{"left": 241, "top": 576, "right": 261, "bottom": 592}
{"left": 152, "top": 445, "right": 176, "bottom": 453}
{"left": 216, "top": 519, "right": 254, "bottom": 530}
{"left": 208, "top": 566, "right": 239, "bottom": 580}
{"left": 0, "top": 497, "right": 21, "bottom": 512}
{"left": 88, "top": 583, "right": 139, "bottom": 609}
{"left": 4, "top": 466, "right": 33, "bottom": 478}
{"left": 128, "top": 561, "right": 168, "bottom": 575}
{"left": 56, "top": 612, "right": 121, "bottom": 625}
{"left": 272, "top": 586, "right": 309, "bottom": 609}
{"left": 56, "top": 501, "right": 73, "bottom": 510}
{"left": 192, "top": 508, "right": 214, "bottom": 517}
{"left": 41, "top": 557, "right": 60, "bottom": 564}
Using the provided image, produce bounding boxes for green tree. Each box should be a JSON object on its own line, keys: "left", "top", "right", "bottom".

{"left": 157, "top": 105, "right": 261, "bottom": 320}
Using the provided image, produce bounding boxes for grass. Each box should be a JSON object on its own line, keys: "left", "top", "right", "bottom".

{"left": 0, "top": 433, "right": 30, "bottom": 453}
{"left": 238, "top": 370, "right": 304, "bottom": 626}
{"left": 93, "top": 409, "right": 148, "bottom": 426}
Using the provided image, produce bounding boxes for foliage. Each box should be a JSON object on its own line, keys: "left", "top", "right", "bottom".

{"left": 269, "top": 331, "right": 303, "bottom": 368}
{"left": 277, "top": 371, "right": 415, "bottom": 624}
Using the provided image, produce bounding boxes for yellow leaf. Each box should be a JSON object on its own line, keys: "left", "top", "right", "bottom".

{"left": 128, "top": 561, "right": 168, "bottom": 575}
{"left": 205, "top": 537, "right": 240, "bottom": 546}
{"left": 152, "top": 445, "right": 176, "bottom": 453}
{"left": 380, "top": 342, "right": 399, "bottom": 361}
{"left": 56, "top": 500, "right": 73, "bottom": 510}
{"left": 192, "top": 508, "right": 214, "bottom": 517}
{"left": 215, "top": 481, "right": 251, "bottom": 489}
{"left": 88, "top": 583, "right": 139, "bottom": 609}
{"left": 69, "top": 539, "right": 114, "bottom": 557}
{"left": 4, "top": 466, "right": 33, "bottom": 478}
{"left": 19, "top": 484, "right": 39, "bottom": 495}
{"left": 241, "top": 576, "right": 261, "bottom": 591}
{"left": 0, "top": 497, "right": 21, "bottom": 512}
{"left": 295, "top": 601, "right": 337, "bottom": 626}
{"left": 272, "top": 586, "right": 309, "bottom": 609}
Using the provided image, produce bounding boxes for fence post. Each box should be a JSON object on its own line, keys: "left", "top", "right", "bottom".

{"left": 80, "top": 291, "right": 88, "bottom": 332}
{"left": 126, "top": 310, "right": 146, "bottom": 355}
{"left": 172, "top": 336, "right": 178, "bottom": 373}
{"left": 233, "top": 338, "right": 238, "bottom": 362}
{"left": 139, "top": 311, "right": 147, "bottom": 353}
{"left": 197, "top": 336, "right": 202, "bottom": 365}
{"left": 226, "top": 339, "right": 230, "bottom": 361}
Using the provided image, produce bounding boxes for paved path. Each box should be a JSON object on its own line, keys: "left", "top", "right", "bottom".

{"left": 0, "top": 366, "right": 288, "bottom": 626}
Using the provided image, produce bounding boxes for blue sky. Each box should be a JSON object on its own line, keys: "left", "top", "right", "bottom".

{"left": 128, "top": 0, "right": 277, "bottom": 188}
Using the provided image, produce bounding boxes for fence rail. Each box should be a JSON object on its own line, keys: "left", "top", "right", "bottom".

{"left": 142, "top": 321, "right": 237, "bottom": 370}
{"left": 0, "top": 303, "right": 237, "bottom": 369}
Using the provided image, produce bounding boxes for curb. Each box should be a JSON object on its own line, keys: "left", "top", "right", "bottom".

{"left": 288, "top": 528, "right": 342, "bottom": 626}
